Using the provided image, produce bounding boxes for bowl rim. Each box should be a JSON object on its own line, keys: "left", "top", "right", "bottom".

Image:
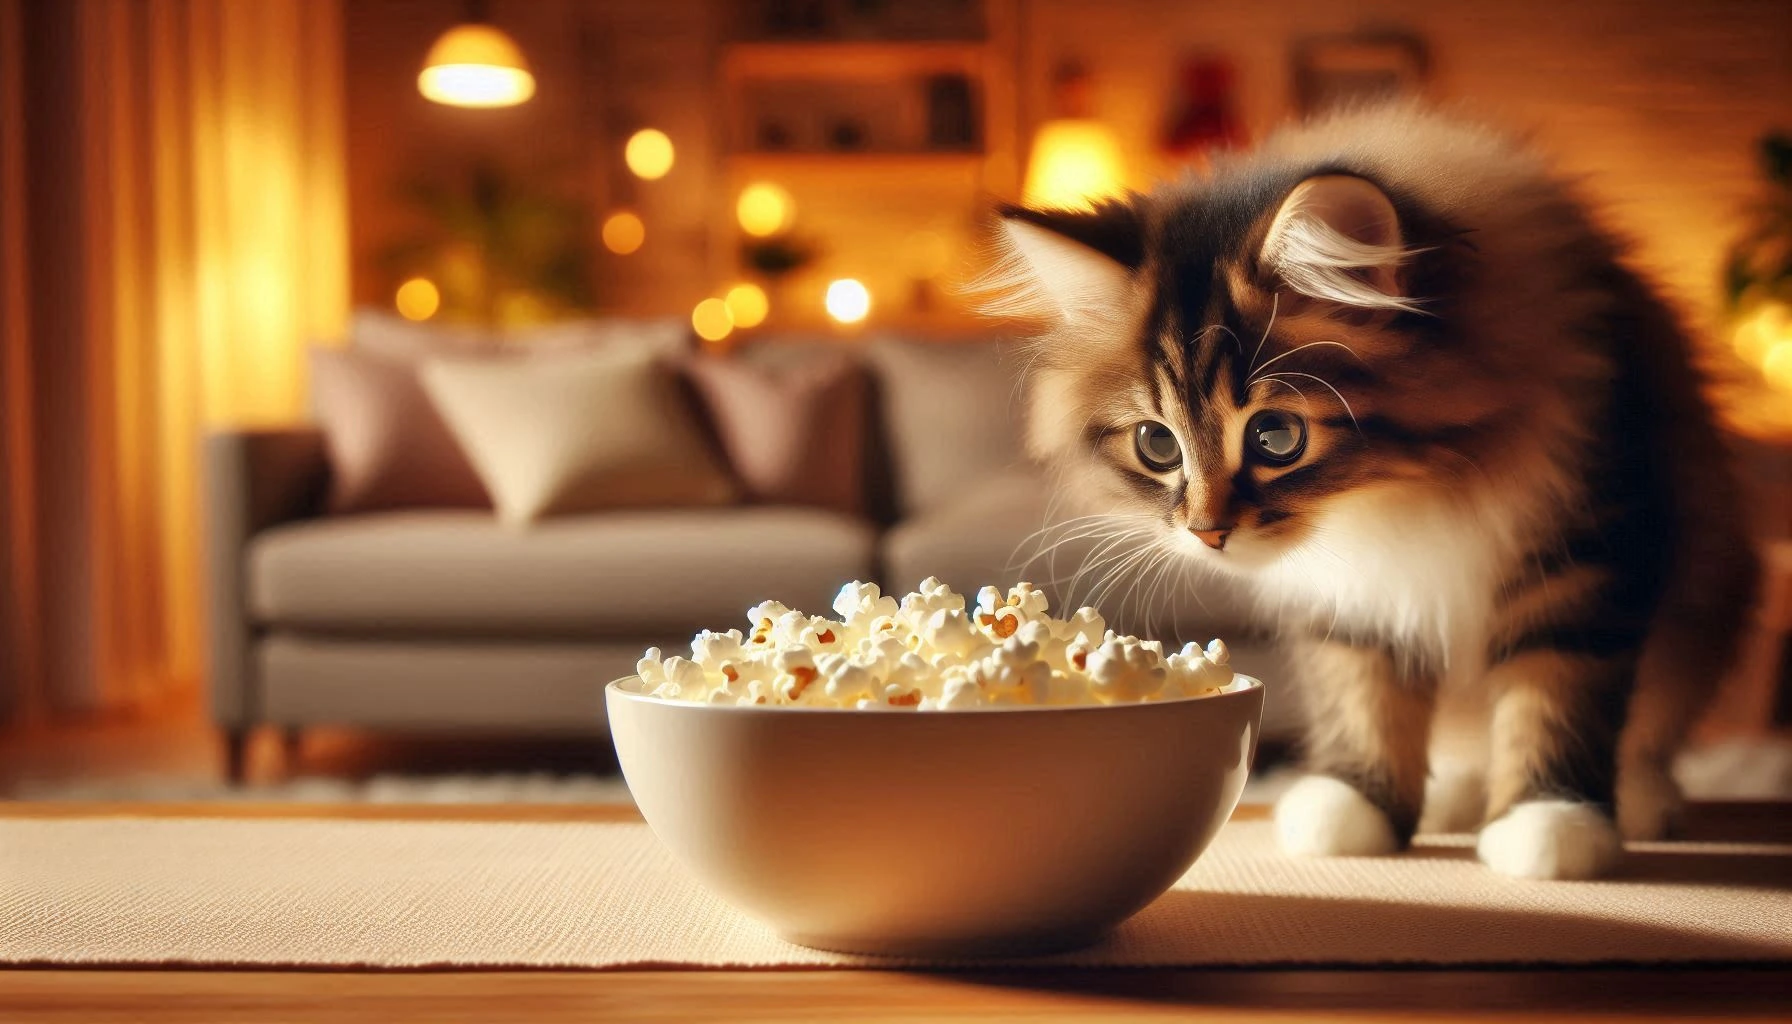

{"left": 606, "top": 673, "right": 1262, "bottom": 715}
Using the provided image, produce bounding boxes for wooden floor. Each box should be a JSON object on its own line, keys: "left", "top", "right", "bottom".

{"left": 0, "top": 693, "right": 618, "bottom": 797}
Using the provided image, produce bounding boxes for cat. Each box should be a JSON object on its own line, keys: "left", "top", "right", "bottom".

{"left": 989, "top": 103, "right": 1759, "bottom": 880}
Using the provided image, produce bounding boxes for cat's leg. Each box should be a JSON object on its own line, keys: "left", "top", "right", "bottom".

{"left": 1419, "top": 686, "right": 1490, "bottom": 834}
{"left": 1275, "top": 638, "right": 1435, "bottom": 857}
{"left": 1478, "top": 649, "right": 1631, "bottom": 880}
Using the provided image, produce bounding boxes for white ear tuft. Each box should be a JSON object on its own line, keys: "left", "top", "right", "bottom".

{"left": 984, "top": 218, "right": 1134, "bottom": 323}
{"left": 1262, "top": 175, "right": 1420, "bottom": 313}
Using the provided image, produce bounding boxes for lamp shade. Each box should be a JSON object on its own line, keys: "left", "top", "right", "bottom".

{"left": 1022, "top": 119, "right": 1126, "bottom": 210}
{"left": 418, "top": 24, "right": 536, "bottom": 108}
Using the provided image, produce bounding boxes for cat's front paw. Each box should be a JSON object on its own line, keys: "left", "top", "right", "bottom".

{"left": 1274, "top": 775, "right": 1398, "bottom": 856}
{"left": 1476, "top": 800, "right": 1620, "bottom": 880}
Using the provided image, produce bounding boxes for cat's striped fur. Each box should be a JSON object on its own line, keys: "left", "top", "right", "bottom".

{"left": 992, "top": 104, "right": 1758, "bottom": 879}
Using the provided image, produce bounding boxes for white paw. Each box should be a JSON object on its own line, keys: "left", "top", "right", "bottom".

{"left": 1274, "top": 775, "right": 1398, "bottom": 857}
{"left": 1418, "top": 764, "right": 1485, "bottom": 835}
{"left": 1617, "top": 766, "right": 1681, "bottom": 842}
{"left": 1476, "top": 800, "right": 1621, "bottom": 880}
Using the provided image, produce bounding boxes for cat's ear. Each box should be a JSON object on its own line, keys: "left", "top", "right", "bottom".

{"left": 1260, "top": 175, "right": 1419, "bottom": 313}
{"left": 988, "top": 203, "right": 1141, "bottom": 323}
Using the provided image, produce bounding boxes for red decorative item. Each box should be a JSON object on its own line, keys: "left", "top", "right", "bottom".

{"left": 1163, "top": 56, "right": 1244, "bottom": 162}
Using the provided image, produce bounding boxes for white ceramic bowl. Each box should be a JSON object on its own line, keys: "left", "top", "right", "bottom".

{"left": 606, "top": 675, "right": 1264, "bottom": 957}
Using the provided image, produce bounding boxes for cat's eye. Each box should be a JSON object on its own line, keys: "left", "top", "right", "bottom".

{"left": 1247, "top": 411, "right": 1306, "bottom": 464}
{"left": 1134, "top": 421, "right": 1182, "bottom": 472}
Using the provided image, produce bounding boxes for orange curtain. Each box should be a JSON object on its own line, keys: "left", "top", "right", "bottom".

{"left": 1, "top": 0, "right": 346, "bottom": 720}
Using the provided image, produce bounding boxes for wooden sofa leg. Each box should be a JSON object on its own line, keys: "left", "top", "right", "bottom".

{"left": 223, "top": 728, "right": 249, "bottom": 784}
{"left": 280, "top": 727, "right": 303, "bottom": 774}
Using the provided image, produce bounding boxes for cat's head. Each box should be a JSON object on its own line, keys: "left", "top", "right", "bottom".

{"left": 994, "top": 168, "right": 1465, "bottom": 575}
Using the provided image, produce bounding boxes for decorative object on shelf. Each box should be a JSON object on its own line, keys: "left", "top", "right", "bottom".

{"left": 740, "top": 0, "right": 984, "bottom": 42}
{"left": 380, "top": 161, "right": 594, "bottom": 328}
{"left": 1023, "top": 62, "right": 1125, "bottom": 210}
{"left": 1291, "top": 30, "right": 1427, "bottom": 116}
{"left": 926, "top": 74, "right": 979, "bottom": 150}
{"left": 1162, "top": 55, "right": 1244, "bottom": 163}
{"left": 418, "top": 0, "right": 536, "bottom": 109}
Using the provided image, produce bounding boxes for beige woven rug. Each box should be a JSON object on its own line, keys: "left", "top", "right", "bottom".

{"left": 3, "top": 818, "right": 1787, "bottom": 969}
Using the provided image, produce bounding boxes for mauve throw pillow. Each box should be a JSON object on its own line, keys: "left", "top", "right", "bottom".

{"left": 682, "top": 353, "right": 869, "bottom": 516}
{"left": 309, "top": 346, "right": 491, "bottom": 513}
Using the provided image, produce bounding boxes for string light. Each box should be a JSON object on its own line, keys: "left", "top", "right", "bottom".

{"left": 394, "top": 277, "right": 441, "bottom": 321}
{"left": 737, "top": 182, "right": 794, "bottom": 237}
{"left": 825, "top": 279, "right": 870, "bottom": 324}
{"left": 724, "top": 283, "right": 769, "bottom": 329}
{"left": 692, "top": 297, "right": 734, "bottom": 343}
{"left": 601, "top": 211, "right": 646, "bottom": 255}
{"left": 625, "top": 129, "right": 675, "bottom": 180}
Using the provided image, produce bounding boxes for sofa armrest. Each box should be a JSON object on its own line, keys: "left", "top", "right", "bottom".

{"left": 204, "top": 427, "right": 328, "bottom": 728}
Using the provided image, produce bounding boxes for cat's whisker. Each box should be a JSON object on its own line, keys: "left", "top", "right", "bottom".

{"left": 1247, "top": 339, "right": 1364, "bottom": 384}
{"left": 1246, "top": 291, "right": 1279, "bottom": 375}
{"left": 1258, "top": 370, "right": 1360, "bottom": 433}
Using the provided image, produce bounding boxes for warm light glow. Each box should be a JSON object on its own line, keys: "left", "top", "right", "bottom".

{"left": 394, "top": 277, "right": 441, "bottom": 321}
{"left": 737, "top": 182, "right": 794, "bottom": 237}
{"left": 418, "top": 24, "right": 536, "bottom": 108}
{"left": 1022, "top": 119, "right": 1126, "bottom": 210}
{"left": 601, "top": 210, "right": 646, "bottom": 255}
{"left": 625, "top": 129, "right": 675, "bottom": 180}
{"left": 825, "top": 278, "right": 871, "bottom": 325}
{"left": 1734, "top": 303, "right": 1790, "bottom": 367}
{"left": 692, "top": 297, "right": 734, "bottom": 343}
{"left": 724, "top": 283, "right": 769, "bottom": 328}
{"left": 1766, "top": 342, "right": 1792, "bottom": 393}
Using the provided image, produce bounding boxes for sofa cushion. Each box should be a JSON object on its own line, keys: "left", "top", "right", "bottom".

{"left": 250, "top": 508, "right": 875, "bottom": 638}
{"left": 880, "top": 468, "right": 1257, "bottom": 641}
{"left": 867, "top": 337, "right": 1024, "bottom": 516}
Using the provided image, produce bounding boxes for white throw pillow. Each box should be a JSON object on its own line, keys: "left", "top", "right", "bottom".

{"left": 420, "top": 347, "right": 737, "bottom": 526}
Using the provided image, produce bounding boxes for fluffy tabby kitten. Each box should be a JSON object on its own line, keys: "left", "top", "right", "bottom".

{"left": 992, "top": 104, "right": 1759, "bottom": 880}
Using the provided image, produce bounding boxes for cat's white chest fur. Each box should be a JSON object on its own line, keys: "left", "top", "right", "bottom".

{"left": 1247, "top": 486, "right": 1520, "bottom": 678}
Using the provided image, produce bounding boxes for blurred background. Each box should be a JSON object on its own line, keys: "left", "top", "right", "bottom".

{"left": 1, "top": 0, "right": 1788, "bottom": 803}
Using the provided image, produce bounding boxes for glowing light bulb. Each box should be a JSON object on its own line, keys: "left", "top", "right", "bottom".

{"left": 417, "top": 25, "right": 536, "bottom": 108}
{"left": 625, "top": 129, "right": 675, "bottom": 180}
{"left": 825, "top": 279, "right": 870, "bottom": 325}
{"left": 1022, "top": 119, "right": 1126, "bottom": 210}
{"left": 395, "top": 277, "right": 441, "bottom": 321}
{"left": 602, "top": 210, "right": 646, "bottom": 255}
{"left": 723, "top": 283, "right": 769, "bottom": 329}
{"left": 737, "top": 182, "right": 794, "bottom": 237}
{"left": 692, "top": 297, "right": 734, "bottom": 343}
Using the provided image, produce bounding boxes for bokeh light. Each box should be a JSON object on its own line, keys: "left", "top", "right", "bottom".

{"left": 1765, "top": 341, "right": 1792, "bottom": 393}
{"left": 724, "top": 283, "right": 769, "bottom": 328}
{"left": 602, "top": 210, "right": 646, "bottom": 255}
{"left": 736, "top": 182, "right": 794, "bottom": 237}
{"left": 625, "top": 129, "right": 675, "bottom": 180}
{"left": 1733, "top": 303, "right": 1789, "bottom": 367}
{"left": 691, "top": 297, "right": 734, "bottom": 343}
{"left": 825, "top": 278, "right": 871, "bottom": 325}
{"left": 394, "top": 277, "right": 441, "bottom": 321}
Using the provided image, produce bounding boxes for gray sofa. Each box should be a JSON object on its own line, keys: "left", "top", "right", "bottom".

{"left": 205, "top": 339, "right": 1290, "bottom": 779}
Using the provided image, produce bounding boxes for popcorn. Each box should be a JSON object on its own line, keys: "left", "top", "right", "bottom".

{"left": 635, "top": 580, "right": 1239, "bottom": 709}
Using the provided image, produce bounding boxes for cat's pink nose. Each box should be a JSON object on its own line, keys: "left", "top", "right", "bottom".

{"left": 1192, "top": 528, "right": 1230, "bottom": 551}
